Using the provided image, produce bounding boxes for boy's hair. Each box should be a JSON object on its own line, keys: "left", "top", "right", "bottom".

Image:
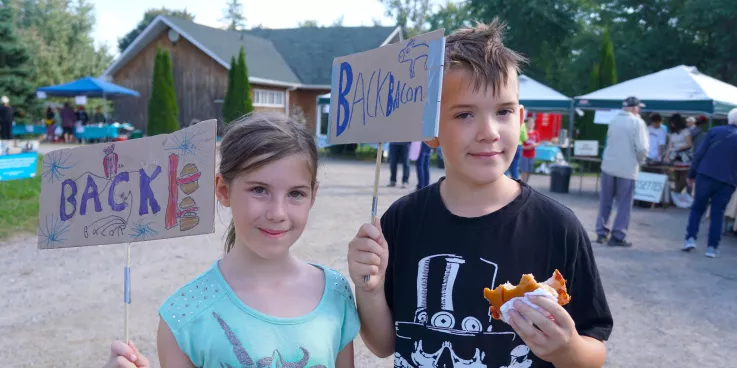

{"left": 650, "top": 113, "right": 662, "bottom": 123}
{"left": 219, "top": 112, "right": 319, "bottom": 253}
{"left": 444, "top": 17, "right": 528, "bottom": 96}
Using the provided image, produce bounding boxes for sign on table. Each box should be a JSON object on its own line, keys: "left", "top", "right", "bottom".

{"left": 594, "top": 109, "right": 621, "bottom": 124}
{"left": 574, "top": 140, "right": 599, "bottom": 156}
{"left": 634, "top": 172, "right": 668, "bottom": 203}
{"left": 0, "top": 140, "right": 40, "bottom": 181}
{"left": 328, "top": 29, "right": 445, "bottom": 144}
{"left": 37, "top": 120, "right": 217, "bottom": 249}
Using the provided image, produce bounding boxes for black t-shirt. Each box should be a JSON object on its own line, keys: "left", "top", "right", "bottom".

{"left": 381, "top": 178, "right": 613, "bottom": 368}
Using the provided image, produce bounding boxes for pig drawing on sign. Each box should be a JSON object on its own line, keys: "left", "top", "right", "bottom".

{"left": 398, "top": 39, "right": 429, "bottom": 79}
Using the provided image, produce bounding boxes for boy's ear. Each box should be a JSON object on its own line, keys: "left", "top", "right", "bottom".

{"left": 519, "top": 105, "right": 526, "bottom": 126}
{"left": 215, "top": 174, "right": 231, "bottom": 208}
{"left": 425, "top": 137, "right": 440, "bottom": 149}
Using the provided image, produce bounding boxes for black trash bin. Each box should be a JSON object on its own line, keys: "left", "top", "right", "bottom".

{"left": 549, "top": 165, "right": 573, "bottom": 193}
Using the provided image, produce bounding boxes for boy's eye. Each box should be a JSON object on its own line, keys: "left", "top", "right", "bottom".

{"left": 454, "top": 112, "right": 473, "bottom": 120}
{"left": 289, "top": 190, "right": 306, "bottom": 198}
{"left": 498, "top": 109, "right": 514, "bottom": 116}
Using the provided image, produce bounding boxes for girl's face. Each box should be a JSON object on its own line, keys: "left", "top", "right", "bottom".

{"left": 216, "top": 154, "right": 317, "bottom": 260}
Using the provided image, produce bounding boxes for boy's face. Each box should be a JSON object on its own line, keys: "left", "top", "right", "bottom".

{"left": 436, "top": 67, "right": 523, "bottom": 186}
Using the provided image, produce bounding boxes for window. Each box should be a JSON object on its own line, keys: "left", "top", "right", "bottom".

{"left": 253, "top": 89, "right": 285, "bottom": 107}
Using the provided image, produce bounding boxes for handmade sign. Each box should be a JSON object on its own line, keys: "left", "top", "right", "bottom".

{"left": 634, "top": 172, "right": 668, "bottom": 203}
{"left": 0, "top": 140, "right": 40, "bottom": 181}
{"left": 37, "top": 120, "right": 217, "bottom": 249}
{"left": 328, "top": 29, "right": 445, "bottom": 144}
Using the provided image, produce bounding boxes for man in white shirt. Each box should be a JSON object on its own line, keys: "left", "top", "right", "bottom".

{"left": 647, "top": 113, "right": 667, "bottom": 161}
{"left": 596, "top": 96, "right": 649, "bottom": 247}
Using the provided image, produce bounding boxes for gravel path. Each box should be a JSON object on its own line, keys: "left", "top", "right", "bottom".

{"left": 1, "top": 157, "right": 735, "bottom": 367}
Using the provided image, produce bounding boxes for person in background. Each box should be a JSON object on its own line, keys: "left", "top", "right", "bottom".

{"left": 682, "top": 108, "right": 737, "bottom": 258}
{"left": 665, "top": 114, "right": 692, "bottom": 193}
{"left": 93, "top": 107, "right": 106, "bottom": 124}
{"left": 387, "top": 142, "right": 411, "bottom": 188}
{"left": 596, "top": 96, "right": 649, "bottom": 247}
{"left": 647, "top": 113, "right": 667, "bottom": 161}
{"left": 45, "top": 106, "right": 56, "bottom": 142}
{"left": 0, "top": 96, "right": 15, "bottom": 139}
{"left": 75, "top": 105, "right": 90, "bottom": 126}
{"left": 689, "top": 115, "right": 708, "bottom": 153}
{"left": 506, "top": 116, "right": 527, "bottom": 180}
{"left": 60, "top": 103, "right": 76, "bottom": 143}
{"left": 414, "top": 141, "right": 431, "bottom": 190}
{"left": 520, "top": 117, "right": 540, "bottom": 182}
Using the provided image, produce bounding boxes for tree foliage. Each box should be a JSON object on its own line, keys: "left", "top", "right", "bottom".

{"left": 223, "top": 47, "right": 254, "bottom": 124}
{"left": 118, "top": 7, "right": 195, "bottom": 53}
{"left": 5, "top": 0, "right": 113, "bottom": 89}
{"left": 0, "top": 5, "right": 36, "bottom": 123}
{"left": 147, "top": 48, "right": 179, "bottom": 135}
{"left": 221, "top": 0, "right": 246, "bottom": 31}
{"left": 379, "top": 0, "right": 737, "bottom": 95}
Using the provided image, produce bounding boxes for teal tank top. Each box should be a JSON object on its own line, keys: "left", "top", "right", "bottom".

{"left": 158, "top": 262, "right": 360, "bottom": 368}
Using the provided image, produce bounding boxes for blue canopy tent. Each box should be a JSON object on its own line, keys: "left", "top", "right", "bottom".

{"left": 36, "top": 76, "right": 140, "bottom": 119}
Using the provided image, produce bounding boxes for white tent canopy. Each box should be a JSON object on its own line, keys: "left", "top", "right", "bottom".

{"left": 575, "top": 65, "right": 737, "bottom": 116}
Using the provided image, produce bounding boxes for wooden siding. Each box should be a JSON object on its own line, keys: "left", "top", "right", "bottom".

{"left": 111, "top": 29, "right": 319, "bottom": 134}
{"left": 112, "top": 31, "right": 228, "bottom": 131}
{"left": 289, "top": 89, "right": 327, "bottom": 134}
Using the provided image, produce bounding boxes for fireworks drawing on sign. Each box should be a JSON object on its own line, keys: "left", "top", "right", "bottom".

{"left": 42, "top": 150, "right": 77, "bottom": 184}
{"left": 165, "top": 126, "right": 211, "bottom": 164}
{"left": 128, "top": 220, "right": 158, "bottom": 242}
{"left": 38, "top": 216, "right": 71, "bottom": 249}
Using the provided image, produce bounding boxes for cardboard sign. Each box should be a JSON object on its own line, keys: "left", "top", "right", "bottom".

{"left": 37, "top": 120, "right": 217, "bottom": 249}
{"left": 0, "top": 140, "right": 40, "bottom": 181}
{"left": 574, "top": 140, "right": 599, "bottom": 156}
{"left": 634, "top": 172, "right": 668, "bottom": 203}
{"left": 328, "top": 29, "right": 445, "bottom": 144}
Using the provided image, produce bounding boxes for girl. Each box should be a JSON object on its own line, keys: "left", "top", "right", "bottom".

{"left": 103, "top": 112, "right": 359, "bottom": 368}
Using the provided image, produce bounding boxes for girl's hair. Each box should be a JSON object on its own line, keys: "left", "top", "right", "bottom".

{"left": 670, "top": 114, "right": 686, "bottom": 133}
{"left": 219, "top": 112, "right": 319, "bottom": 253}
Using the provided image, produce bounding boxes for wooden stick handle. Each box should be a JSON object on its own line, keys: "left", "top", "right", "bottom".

{"left": 124, "top": 242, "right": 131, "bottom": 343}
{"left": 365, "top": 143, "right": 383, "bottom": 284}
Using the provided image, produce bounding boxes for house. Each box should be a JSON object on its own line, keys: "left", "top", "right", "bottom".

{"left": 101, "top": 15, "right": 403, "bottom": 134}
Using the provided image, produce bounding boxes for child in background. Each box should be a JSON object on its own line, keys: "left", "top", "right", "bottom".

{"left": 520, "top": 117, "right": 540, "bottom": 182}
{"left": 347, "top": 19, "right": 612, "bottom": 368}
{"left": 104, "top": 112, "right": 359, "bottom": 368}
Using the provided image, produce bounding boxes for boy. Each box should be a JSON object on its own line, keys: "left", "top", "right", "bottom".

{"left": 347, "top": 19, "right": 612, "bottom": 368}
{"left": 520, "top": 117, "right": 540, "bottom": 182}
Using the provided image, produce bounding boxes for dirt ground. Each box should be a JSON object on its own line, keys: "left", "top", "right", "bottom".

{"left": 1, "top": 157, "right": 735, "bottom": 367}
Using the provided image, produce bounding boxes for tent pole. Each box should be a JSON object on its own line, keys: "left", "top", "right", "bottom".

{"left": 567, "top": 104, "right": 574, "bottom": 159}
{"left": 103, "top": 92, "right": 107, "bottom": 123}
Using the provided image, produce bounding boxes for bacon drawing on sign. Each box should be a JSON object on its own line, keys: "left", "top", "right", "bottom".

{"left": 165, "top": 154, "right": 201, "bottom": 231}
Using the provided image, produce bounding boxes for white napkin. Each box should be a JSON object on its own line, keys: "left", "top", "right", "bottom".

{"left": 499, "top": 287, "right": 556, "bottom": 324}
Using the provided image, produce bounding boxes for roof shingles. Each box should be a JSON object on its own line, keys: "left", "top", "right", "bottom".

{"left": 164, "top": 16, "right": 395, "bottom": 86}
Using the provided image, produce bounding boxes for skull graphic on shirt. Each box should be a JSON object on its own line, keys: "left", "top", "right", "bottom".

{"left": 393, "top": 254, "right": 532, "bottom": 368}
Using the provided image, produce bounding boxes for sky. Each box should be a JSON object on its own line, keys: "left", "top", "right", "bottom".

{"left": 92, "top": 0, "right": 396, "bottom": 55}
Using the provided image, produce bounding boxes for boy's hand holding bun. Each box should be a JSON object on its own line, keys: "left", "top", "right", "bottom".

{"left": 347, "top": 222, "right": 388, "bottom": 292}
{"left": 508, "top": 296, "right": 591, "bottom": 366}
{"left": 102, "top": 340, "right": 150, "bottom": 368}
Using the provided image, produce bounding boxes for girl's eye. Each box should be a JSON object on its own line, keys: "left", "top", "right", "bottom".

{"left": 251, "top": 186, "right": 267, "bottom": 194}
{"left": 455, "top": 112, "right": 473, "bottom": 120}
{"left": 289, "top": 191, "right": 306, "bottom": 198}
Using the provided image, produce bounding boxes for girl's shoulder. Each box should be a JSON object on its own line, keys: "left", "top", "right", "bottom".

{"left": 313, "top": 264, "right": 355, "bottom": 303}
{"left": 158, "top": 263, "right": 227, "bottom": 332}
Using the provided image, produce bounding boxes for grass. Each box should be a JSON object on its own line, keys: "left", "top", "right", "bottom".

{"left": 0, "top": 155, "right": 43, "bottom": 240}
